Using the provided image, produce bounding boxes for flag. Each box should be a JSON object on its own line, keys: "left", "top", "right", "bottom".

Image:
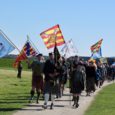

{"left": 40, "top": 24, "right": 65, "bottom": 49}
{"left": 54, "top": 46, "right": 60, "bottom": 63}
{"left": 67, "top": 39, "right": 78, "bottom": 54}
{"left": 90, "top": 39, "right": 103, "bottom": 59}
{"left": 90, "top": 39, "right": 103, "bottom": 53}
{"left": 0, "top": 30, "right": 15, "bottom": 58}
{"left": 23, "top": 41, "right": 38, "bottom": 57}
{"left": 91, "top": 47, "right": 102, "bottom": 59}
{"left": 13, "top": 50, "right": 27, "bottom": 67}
{"left": 14, "top": 40, "right": 38, "bottom": 67}
{"left": 61, "top": 39, "right": 78, "bottom": 58}
{"left": 100, "top": 57, "right": 108, "bottom": 64}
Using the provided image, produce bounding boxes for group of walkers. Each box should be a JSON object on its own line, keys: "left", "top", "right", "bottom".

{"left": 26, "top": 53, "right": 68, "bottom": 109}
{"left": 17, "top": 53, "right": 115, "bottom": 109}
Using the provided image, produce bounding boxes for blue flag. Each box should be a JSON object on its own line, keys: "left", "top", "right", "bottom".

{"left": 25, "top": 42, "right": 31, "bottom": 56}
{"left": 23, "top": 41, "right": 38, "bottom": 57}
{"left": 0, "top": 30, "right": 15, "bottom": 58}
{"left": 91, "top": 47, "right": 102, "bottom": 59}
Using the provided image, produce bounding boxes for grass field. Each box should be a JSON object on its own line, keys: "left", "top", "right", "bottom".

{"left": 0, "top": 69, "right": 32, "bottom": 115}
{"left": 85, "top": 83, "right": 115, "bottom": 115}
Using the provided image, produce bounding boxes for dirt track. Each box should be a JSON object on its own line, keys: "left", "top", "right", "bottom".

{"left": 13, "top": 82, "right": 112, "bottom": 115}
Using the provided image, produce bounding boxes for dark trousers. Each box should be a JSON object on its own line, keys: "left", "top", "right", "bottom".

{"left": 17, "top": 69, "right": 22, "bottom": 78}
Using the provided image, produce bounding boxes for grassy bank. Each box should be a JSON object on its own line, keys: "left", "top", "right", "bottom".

{"left": 0, "top": 69, "right": 32, "bottom": 115}
{"left": 85, "top": 83, "right": 115, "bottom": 115}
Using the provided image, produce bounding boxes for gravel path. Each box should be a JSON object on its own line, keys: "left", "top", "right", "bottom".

{"left": 13, "top": 81, "right": 112, "bottom": 115}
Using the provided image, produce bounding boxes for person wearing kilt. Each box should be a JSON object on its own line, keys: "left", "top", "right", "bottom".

{"left": 42, "top": 53, "right": 58, "bottom": 109}
{"left": 27, "top": 54, "right": 44, "bottom": 103}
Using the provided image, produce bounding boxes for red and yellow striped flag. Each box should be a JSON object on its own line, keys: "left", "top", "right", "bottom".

{"left": 90, "top": 39, "right": 103, "bottom": 53}
{"left": 40, "top": 24, "right": 65, "bottom": 49}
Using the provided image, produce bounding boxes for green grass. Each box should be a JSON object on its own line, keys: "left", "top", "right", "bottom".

{"left": 85, "top": 83, "right": 115, "bottom": 115}
{"left": 0, "top": 69, "right": 32, "bottom": 115}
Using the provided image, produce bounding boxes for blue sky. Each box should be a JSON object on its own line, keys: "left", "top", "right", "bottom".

{"left": 0, "top": 0, "right": 115, "bottom": 57}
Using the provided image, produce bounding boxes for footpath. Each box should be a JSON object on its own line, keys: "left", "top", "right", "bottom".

{"left": 13, "top": 82, "right": 112, "bottom": 115}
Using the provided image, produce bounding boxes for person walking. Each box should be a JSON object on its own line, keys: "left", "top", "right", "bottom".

{"left": 17, "top": 61, "right": 23, "bottom": 79}
{"left": 70, "top": 59, "right": 85, "bottom": 108}
{"left": 86, "top": 61, "right": 96, "bottom": 96}
{"left": 42, "top": 53, "right": 58, "bottom": 109}
{"left": 27, "top": 54, "right": 44, "bottom": 104}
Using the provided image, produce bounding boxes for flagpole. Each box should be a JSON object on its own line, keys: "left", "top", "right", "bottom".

{"left": 71, "top": 39, "right": 78, "bottom": 54}
{"left": 65, "top": 40, "right": 71, "bottom": 106}
{"left": 0, "top": 29, "right": 21, "bottom": 53}
{"left": 54, "top": 36, "right": 57, "bottom": 64}
{"left": 66, "top": 41, "right": 70, "bottom": 54}
{"left": 65, "top": 40, "right": 71, "bottom": 57}
{"left": 64, "top": 40, "right": 72, "bottom": 107}
{"left": 27, "top": 35, "right": 30, "bottom": 42}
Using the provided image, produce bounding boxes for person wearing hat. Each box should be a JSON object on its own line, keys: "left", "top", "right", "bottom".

{"left": 27, "top": 53, "right": 44, "bottom": 103}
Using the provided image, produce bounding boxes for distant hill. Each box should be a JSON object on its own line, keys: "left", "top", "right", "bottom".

{"left": 3, "top": 54, "right": 17, "bottom": 59}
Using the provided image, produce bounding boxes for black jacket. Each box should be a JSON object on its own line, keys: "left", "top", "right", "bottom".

{"left": 43, "top": 59, "right": 56, "bottom": 81}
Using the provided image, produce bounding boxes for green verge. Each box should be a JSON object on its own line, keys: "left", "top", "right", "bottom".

{"left": 85, "top": 83, "right": 115, "bottom": 115}
{"left": 0, "top": 69, "right": 32, "bottom": 115}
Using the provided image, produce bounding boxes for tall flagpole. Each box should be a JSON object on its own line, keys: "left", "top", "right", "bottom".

{"left": 27, "top": 35, "right": 29, "bottom": 41}
{"left": 71, "top": 39, "right": 78, "bottom": 54}
{"left": 63, "top": 40, "right": 71, "bottom": 58}
{"left": 54, "top": 35, "right": 57, "bottom": 64}
{"left": 0, "top": 29, "right": 20, "bottom": 53}
{"left": 63, "top": 40, "right": 71, "bottom": 106}
{"left": 66, "top": 41, "right": 71, "bottom": 56}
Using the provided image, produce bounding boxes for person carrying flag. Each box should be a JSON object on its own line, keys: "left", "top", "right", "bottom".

{"left": 40, "top": 24, "right": 65, "bottom": 109}
{"left": 42, "top": 53, "right": 59, "bottom": 109}
{"left": 27, "top": 53, "right": 44, "bottom": 104}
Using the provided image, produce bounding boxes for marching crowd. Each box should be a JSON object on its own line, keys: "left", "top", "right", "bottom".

{"left": 17, "top": 53, "right": 115, "bottom": 109}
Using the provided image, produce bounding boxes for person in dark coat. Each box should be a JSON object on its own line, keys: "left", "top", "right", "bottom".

{"left": 27, "top": 54, "right": 44, "bottom": 103}
{"left": 111, "top": 66, "right": 115, "bottom": 81}
{"left": 42, "top": 53, "right": 59, "bottom": 109}
{"left": 86, "top": 61, "right": 96, "bottom": 96}
{"left": 96, "top": 62, "right": 103, "bottom": 88}
{"left": 107, "top": 65, "right": 113, "bottom": 81}
{"left": 71, "top": 60, "right": 85, "bottom": 108}
{"left": 17, "top": 61, "right": 23, "bottom": 79}
{"left": 55, "top": 60, "right": 62, "bottom": 98}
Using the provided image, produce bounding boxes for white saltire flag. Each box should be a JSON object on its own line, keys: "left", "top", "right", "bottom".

{"left": 61, "top": 39, "right": 78, "bottom": 58}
